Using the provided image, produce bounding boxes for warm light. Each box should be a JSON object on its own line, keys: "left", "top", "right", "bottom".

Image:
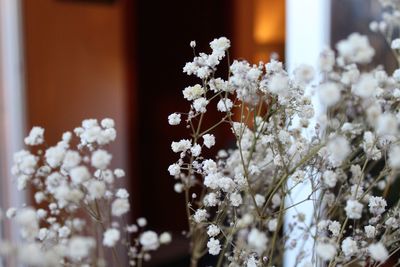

{"left": 253, "top": 0, "right": 285, "bottom": 44}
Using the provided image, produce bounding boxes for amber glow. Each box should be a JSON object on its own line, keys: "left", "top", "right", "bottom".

{"left": 254, "top": 0, "right": 285, "bottom": 44}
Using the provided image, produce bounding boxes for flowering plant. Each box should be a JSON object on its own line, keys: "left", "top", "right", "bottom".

{"left": 3, "top": 0, "right": 400, "bottom": 266}
{"left": 0, "top": 119, "right": 171, "bottom": 266}
{"left": 167, "top": 1, "right": 400, "bottom": 266}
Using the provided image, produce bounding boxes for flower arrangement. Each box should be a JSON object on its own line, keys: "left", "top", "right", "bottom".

{"left": 167, "top": 1, "right": 400, "bottom": 266}
{"left": 2, "top": 0, "right": 400, "bottom": 266}
{"left": 0, "top": 119, "right": 171, "bottom": 266}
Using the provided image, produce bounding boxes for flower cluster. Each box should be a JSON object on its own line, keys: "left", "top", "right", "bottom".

{"left": 0, "top": 119, "right": 171, "bottom": 266}
{"left": 168, "top": 5, "right": 400, "bottom": 265}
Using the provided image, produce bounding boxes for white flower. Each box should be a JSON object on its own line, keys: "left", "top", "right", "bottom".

{"left": 17, "top": 175, "right": 29, "bottom": 191}
{"left": 345, "top": 199, "right": 363, "bottom": 219}
{"left": 78, "top": 119, "right": 116, "bottom": 145}
{"left": 365, "top": 225, "right": 376, "bottom": 238}
{"left": 207, "top": 225, "right": 220, "bottom": 237}
{"left": 6, "top": 207, "right": 16, "bottom": 219}
{"left": 316, "top": 242, "right": 336, "bottom": 261}
{"left": 389, "top": 145, "right": 400, "bottom": 169}
{"left": 103, "top": 228, "right": 120, "bottom": 247}
{"left": 58, "top": 226, "right": 71, "bottom": 238}
{"left": 336, "top": 33, "right": 375, "bottom": 64}
{"left": 247, "top": 228, "right": 268, "bottom": 255}
{"left": 268, "top": 73, "right": 289, "bottom": 97}
{"left": 352, "top": 74, "right": 377, "bottom": 98}
{"left": 217, "top": 98, "right": 233, "bottom": 112}
{"left": 45, "top": 145, "right": 66, "bottom": 168}
{"left": 111, "top": 198, "right": 130, "bottom": 217}
{"left": 268, "top": 219, "right": 278, "bottom": 232}
{"left": 168, "top": 163, "right": 181, "bottom": 176}
{"left": 327, "top": 136, "right": 350, "bottom": 166}
{"left": 194, "top": 209, "right": 208, "bottom": 223}
{"left": 393, "top": 69, "right": 400, "bottom": 82}
{"left": 255, "top": 194, "right": 265, "bottom": 207}
{"left": 217, "top": 176, "right": 236, "bottom": 193}
{"left": 62, "top": 150, "right": 81, "bottom": 170}
{"left": 168, "top": 113, "right": 181, "bottom": 125}
{"left": 86, "top": 180, "right": 106, "bottom": 199}
{"left": 210, "top": 37, "right": 230, "bottom": 53}
{"left": 16, "top": 208, "right": 37, "bottom": 228}
{"left": 68, "top": 236, "right": 95, "bottom": 261}
{"left": 207, "top": 238, "right": 221, "bottom": 255}
{"left": 36, "top": 209, "right": 47, "bottom": 219}
{"left": 271, "top": 193, "right": 281, "bottom": 209}
{"left": 171, "top": 139, "right": 191, "bottom": 153}
{"left": 370, "top": 21, "right": 379, "bottom": 32}
{"left": 319, "top": 82, "right": 341, "bottom": 107}
{"left": 203, "top": 159, "right": 217, "bottom": 174}
{"left": 140, "top": 231, "right": 159, "bottom": 251}
{"left": 294, "top": 64, "right": 315, "bottom": 83}
{"left": 392, "top": 38, "right": 400, "bottom": 49}
{"left": 190, "top": 40, "right": 196, "bottom": 48}
{"left": 203, "top": 173, "right": 221, "bottom": 189}
{"left": 385, "top": 217, "right": 399, "bottom": 229}
{"left": 114, "top": 168, "right": 125, "bottom": 178}
{"left": 183, "top": 84, "right": 205, "bottom": 101}
{"left": 37, "top": 228, "right": 48, "bottom": 241}
{"left": 24, "top": 127, "right": 44, "bottom": 146}
{"left": 193, "top": 97, "right": 209, "bottom": 113}
{"left": 101, "top": 118, "right": 115, "bottom": 128}
{"left": 18, "top": 243, "right": 46, "bottom": 266}
{"left": 203, "top": 192, "right": 219, "bottom": 207}
{"left": 322, "top": 170, "right": 338, "bottom": 188}
{"left": 203, "top": 134, "right": 216, "bottom": 148}
{"left": 341, "top": 237, "right": 358, "bottom": 257}
{"left": 368, "top": 196, "right": 387, "bottom": 215}
{"left": 328, "top": 221, "right": 341, "bottom": 237}
{"left": 12, "top": 150, "right": 38, "bottom": 175}
{"left": 362, "top": 131, "right": 381, "bottom": 160}
{"left": 70, "top": 166, "right": 91, "bottom": 184}
{"left": 376, "top": 113, "right": 397, "bottom": 137}
{"left": 174, "top": 183, "right": 184, "bottom": 193}
{"left": 116, "top": 188, "right": 129, "bottom": 199}
{"left": 159, "top": 232, "right": 172, "bottom": 244}
{"left": 368, "top": 243, "right": 388, "bottom": 262}
{"left": 16, "top": 207, "right": 39, "bottom": 240}
{"left": 137, "top": 217, "right": 147, "bottom": 227}
{"left": 91, "top": 149, "right": 112, "bottom": 170}
{"left": 190, "top": 144, "right": 202, "bottom": 157}
{"left": 246, "top": 256, "right": 259, "bottom": 267}
{"left": 126, "top": 224, "right": 138, "bottom": 233}
{"left": 341, "top": 65, "right": 360, "bottom": 85}
{"left": 230, "top": 192, "right": 243, "bottom": 207}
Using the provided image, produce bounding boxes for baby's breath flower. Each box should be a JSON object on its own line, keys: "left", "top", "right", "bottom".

{"left": 202, "top": 134, "right": 215, "bottom": 148}
{"left": 103, "top": 228, "right": 120, "bottom": 247}
{"left": 159, "top": 232, "right": 172, "bottom": 244}
{"left": 111, "top": 198, "right": 130, "bottom": 217}
{"left": 168, "top": 113, "right": 181, "bottom": 125}
{"left": 316, "top": 242, "right": 336, "bottom": 261}
{"left": 91, "top": 149, "right": 112, "bottom": 170}
{"left": 368, "top": 242, "right": 388, "bottom": 262}
{"left": 24, "top": 127, "right": 44, "bottom": 146}
{"left": 345, "top": 199, "right": 363, "bottom": 219}
{"left": 140, "top": 231, "right": 159, "bottom": 251}
{"left": 207, "top": 238, "right": 221, "bottom": 255}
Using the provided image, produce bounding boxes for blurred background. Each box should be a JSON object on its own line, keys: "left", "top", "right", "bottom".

{"left": 0, "top": 0, "right": 393, "bottom": 266}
